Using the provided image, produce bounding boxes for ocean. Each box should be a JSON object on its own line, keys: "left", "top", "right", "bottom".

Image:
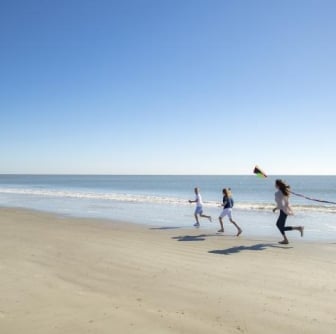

{"left": 0, "top": 175, "right": 335, "bottom": 241}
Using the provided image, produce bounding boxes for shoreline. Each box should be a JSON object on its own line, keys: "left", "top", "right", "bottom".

{"left": 1, "top": 204, "right": 334, "bottom": 244}
{"left": 0, "top": 207, "right": 335, "bottom": 333}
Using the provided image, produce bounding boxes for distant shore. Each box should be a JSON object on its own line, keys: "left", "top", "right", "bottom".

{"left": 0, "top": 207, "right": 335, "bottom": 333}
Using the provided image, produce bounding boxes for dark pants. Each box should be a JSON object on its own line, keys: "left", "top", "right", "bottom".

{"left": 276, "top": 210, "right": 293, "bottom": 235}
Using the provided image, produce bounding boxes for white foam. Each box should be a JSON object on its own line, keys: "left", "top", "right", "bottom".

{"left": 1, "top": 187, "right": 336, "bottom": 214}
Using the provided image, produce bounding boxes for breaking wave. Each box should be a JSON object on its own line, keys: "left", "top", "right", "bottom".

{"left": 1, "top": 187, "right": 336, "bottom": 214}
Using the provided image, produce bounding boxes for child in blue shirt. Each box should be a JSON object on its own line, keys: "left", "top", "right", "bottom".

{"left": 218, "top": 188, "right": 242, "bottom": 236}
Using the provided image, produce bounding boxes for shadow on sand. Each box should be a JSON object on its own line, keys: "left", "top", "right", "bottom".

{"left": 209, "top": 243, "right": 293, "bottom": 255}
{"left": 172, "top": 234, "right": 222, "bottom": 242}
{"left": 150, "top": 226, "right": 182, "bottom": 230}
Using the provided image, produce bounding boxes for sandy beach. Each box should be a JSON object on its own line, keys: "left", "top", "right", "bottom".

{"left": 0, "top": 207, "right": 335, "bottom": 333}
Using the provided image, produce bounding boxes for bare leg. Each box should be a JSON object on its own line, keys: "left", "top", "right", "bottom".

{"left": 218, "top": 217, "right": 224, "bottom": 232}
{"left": 193, "top": 213, "right": 200, "bottom": 226}
{"left": 200, "top": 213, "right": 212, "bottom": 222}
{"left": 283, "top": 226, "right": 304, "bottom": 240}
{"left": 230, "top": 218, "right": 242, "bottom": 236}
{"left": 292, "top": 226, "right": 304, "bottom": 237}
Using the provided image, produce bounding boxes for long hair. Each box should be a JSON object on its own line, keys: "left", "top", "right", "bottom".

{"left": 275, "top": 179, "right": 290, "bottom": 196}
{"left": 223, "top": 188, "right": 232, "bottom": 198}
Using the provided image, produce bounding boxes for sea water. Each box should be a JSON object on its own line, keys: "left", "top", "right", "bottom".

{"left": 0, "top": 175, "right": 335, "bottom": 241}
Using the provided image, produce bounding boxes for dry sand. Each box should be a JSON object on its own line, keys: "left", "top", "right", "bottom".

{"left": 0, "top": 207, "right": 335, "bottom": 333}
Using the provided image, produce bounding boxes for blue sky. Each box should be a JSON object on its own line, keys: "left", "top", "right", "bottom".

{"left": 1, "top": 0, "right": 335, "bottom": 174}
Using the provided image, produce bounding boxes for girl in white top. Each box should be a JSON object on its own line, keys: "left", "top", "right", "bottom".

{"left": 188, "top": 187, "right": 212, "bottom": 227}
{"left": 273, "top": 179, "right": 304, "bottom": 244}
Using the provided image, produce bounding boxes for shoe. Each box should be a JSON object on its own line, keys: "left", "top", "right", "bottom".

{"left": 193, "top": 222, "right": 200, "bottom": 227}
{"left": 217, "top": 229, "right": 224, "bottom": 233}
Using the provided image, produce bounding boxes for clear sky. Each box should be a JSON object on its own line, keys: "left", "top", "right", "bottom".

{"left": 1, "top": 0, "right": 335, "bottom": 175}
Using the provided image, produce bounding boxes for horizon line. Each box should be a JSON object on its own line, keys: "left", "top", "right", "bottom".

{"left": 1, "top": 173, "right": 336, "bottom": 177}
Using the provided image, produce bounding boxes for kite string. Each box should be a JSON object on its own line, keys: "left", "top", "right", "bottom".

{"left": 253, "top": 165, "right": 336, "bottom": 205}
{"left": 289, "top": 191, "right": 336, "bottom": 205}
